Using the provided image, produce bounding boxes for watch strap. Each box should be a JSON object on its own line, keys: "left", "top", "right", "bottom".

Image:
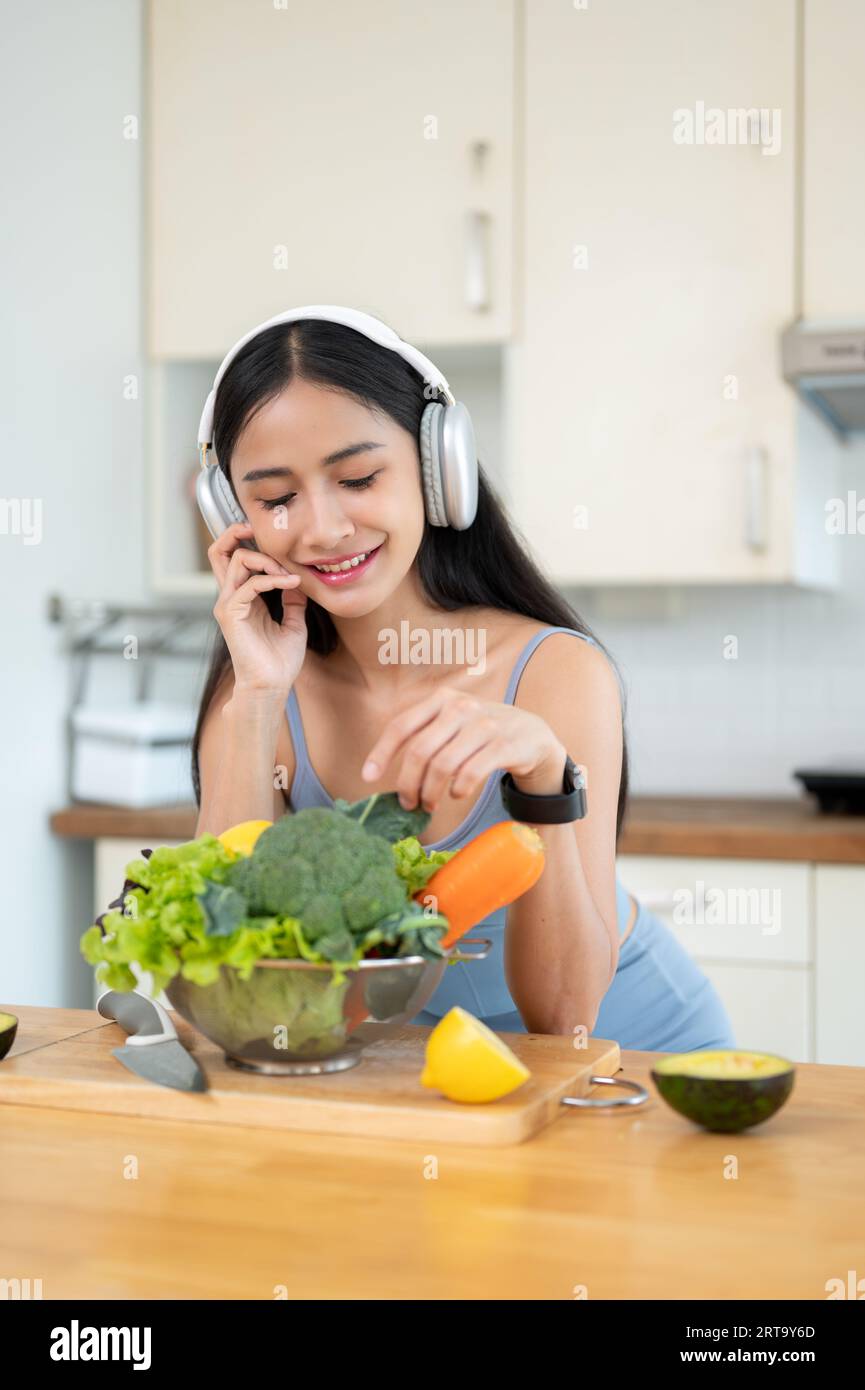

{"left": 501, "top": 755, "right": 587, "bottom": 824}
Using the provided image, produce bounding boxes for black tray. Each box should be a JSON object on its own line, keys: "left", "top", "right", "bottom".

{"left": 793, "top": 768, "right": 865, "bottom": 816}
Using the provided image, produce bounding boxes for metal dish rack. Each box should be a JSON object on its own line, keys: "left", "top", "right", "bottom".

{"left": 47, "top": 592, "right": 214, "bottom": 803}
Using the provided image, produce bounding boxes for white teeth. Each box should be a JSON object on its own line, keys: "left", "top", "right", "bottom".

{"left": 313, "top": 551, "right": 369, "bottom": 573}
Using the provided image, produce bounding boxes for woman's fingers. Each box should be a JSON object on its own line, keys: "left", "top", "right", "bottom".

{"left": 206, "top": 521, "right": 310, "bottom": 690}
{"left": 207, "top": 522, "right": 284, "bottom": 590}
{"left": 215, "top": 572, "right": 300, "bottom": 620}
{"left": 417, "top": 723, "right": 499, "bottom": 809}
{"left": 217, "top": 538, "right": 293, "bottom": 606}
{"left": 224, "top": 545, "right": 288, "bottom": 595}
{"left": 207, "top": 521, "right": 254, "bottom": 587}
{"left": 208, "top": 520, "right": 306, "bottom": 633}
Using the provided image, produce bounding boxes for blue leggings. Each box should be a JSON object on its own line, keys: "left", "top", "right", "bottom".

{"left": 413, "top": 904, "right": 736, "bottom": 1053}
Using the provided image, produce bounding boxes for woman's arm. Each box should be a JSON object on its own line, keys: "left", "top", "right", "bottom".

{"left": 503, "top": 635, "right": 624, "bottom": 1035}
{"left": 195, "top": 681, "right": 290, "bottom": 838}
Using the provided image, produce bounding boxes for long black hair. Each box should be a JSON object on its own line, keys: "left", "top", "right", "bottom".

{"left": 190, "top": 318, "right": 631, "bottom": 843}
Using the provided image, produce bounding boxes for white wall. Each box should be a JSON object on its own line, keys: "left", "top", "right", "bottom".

{"left": 0, "top": 0, "right": 147, "bottom": 1005}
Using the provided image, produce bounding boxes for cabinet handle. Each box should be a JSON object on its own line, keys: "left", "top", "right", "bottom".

{"left": 744, "top": 445, "right": 769, "bottom": 552}
{"left": 464, "top": 209, "right": 491, "bottom": 312}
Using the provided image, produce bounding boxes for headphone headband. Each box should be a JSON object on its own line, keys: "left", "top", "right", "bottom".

{"left": 197, "top": 304, "right": 455, "bottom": 450}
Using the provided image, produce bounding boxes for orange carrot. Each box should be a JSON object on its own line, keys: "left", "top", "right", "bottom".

{"left": 414, "top": 821, "right": 545, "bottom": 949}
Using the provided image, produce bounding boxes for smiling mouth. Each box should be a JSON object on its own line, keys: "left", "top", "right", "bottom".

{"left": 301, "top": 543, "right": 384, "bottom": 581}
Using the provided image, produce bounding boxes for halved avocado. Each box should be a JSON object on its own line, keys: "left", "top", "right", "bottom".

{"left": 651, "top": 1048, "right": 795, "bottom": 1132}
{"left": 0, "top": 1012, "right": 18, "bottom": 1061}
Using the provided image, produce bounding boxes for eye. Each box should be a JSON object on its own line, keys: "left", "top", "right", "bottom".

{"left": 259, "top": 471, "right": 381, "bottom": 511}
{"left": 340, "top": 471, "right": 381, "bottom": 491}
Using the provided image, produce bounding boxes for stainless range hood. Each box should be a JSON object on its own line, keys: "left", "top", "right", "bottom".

{"left": 781, "top": 320, "right": 865, "bottom": 439}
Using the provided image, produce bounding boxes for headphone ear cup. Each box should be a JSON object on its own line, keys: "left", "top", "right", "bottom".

{"left": 195, "top": 461, "right": 250, "bottom": 540}
{"left": 213, "top": 466, "right": 248, "bottom": 527}
{"left": 420, "top": 399, "right": 479, "bottom": 530}
{"left": 420, "top": 401, "right": 449, "bottom": 526}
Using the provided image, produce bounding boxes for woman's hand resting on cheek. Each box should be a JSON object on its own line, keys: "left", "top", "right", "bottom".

{"left": 208, "top": 521, "right": 308, "bottom": 695}
{"left": 360, "top": 685, "right": 569, "bottom": 812}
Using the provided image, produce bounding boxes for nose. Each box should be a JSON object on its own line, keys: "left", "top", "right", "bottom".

{"left": 297, "top": 484, "right": 355, "bottom": 553}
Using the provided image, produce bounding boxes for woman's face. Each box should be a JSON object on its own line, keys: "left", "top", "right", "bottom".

{"left": 229, "top": 379, "right": 426, "bottom": 612}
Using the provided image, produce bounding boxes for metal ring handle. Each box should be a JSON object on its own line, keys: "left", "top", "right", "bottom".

{"left": 560, "top": 1073, "right": 649, "bottom": 1110}
{"left": 445, "top": 936, "right": 492, "bottom": 963}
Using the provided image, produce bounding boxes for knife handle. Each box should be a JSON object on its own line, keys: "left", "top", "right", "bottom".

{"left": 96, "top": 989, "right": 179, "bottom": 1047}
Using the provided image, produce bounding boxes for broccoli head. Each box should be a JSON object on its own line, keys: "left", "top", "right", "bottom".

{"left": 225, "top": 806, "right": 408, "bottom": 941}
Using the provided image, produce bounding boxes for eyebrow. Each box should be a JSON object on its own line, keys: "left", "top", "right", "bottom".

{"left": 241, "top": 441, "right": 385, "bottom": 485}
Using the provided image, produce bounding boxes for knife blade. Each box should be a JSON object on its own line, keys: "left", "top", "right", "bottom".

{"left": 96, "top": 989, "right": 208, "bottom": 1092}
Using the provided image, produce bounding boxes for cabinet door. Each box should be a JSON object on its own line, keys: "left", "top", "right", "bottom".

{"left": 617, "top": 855, "right": 812, "bottom": 964}
{"left": 617, "top": 854, "right": 814, "bottom": 1060}
{"left": 699, "top": 962, "right": 812, "bottom": 1061}
{"left": 814, "top": 866, "right": 865, "bottom": 1065}
{"left": 803, "top": 0, "right": 865, "bottom": 315}
{"left": 512, "top": 0, "right": 798, "bottom": 583}
{"left": 147, "top": 0, "right": 514, "bottom": 356}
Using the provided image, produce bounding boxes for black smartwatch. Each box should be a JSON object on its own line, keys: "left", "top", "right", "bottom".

{"left": 500, "top": 754, "right": 587, "bottom": 825}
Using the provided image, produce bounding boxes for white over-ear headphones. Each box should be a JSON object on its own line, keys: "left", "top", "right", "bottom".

{"left": 196, "top": 304, "right": 479, "bottom": 543}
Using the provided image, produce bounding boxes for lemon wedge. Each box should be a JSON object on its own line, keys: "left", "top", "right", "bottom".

{"left": 420, "top": 1006, "right": 531, "bottom": 1103}
{"left": 217, "top": 820, "right": 272, "bottom": 857}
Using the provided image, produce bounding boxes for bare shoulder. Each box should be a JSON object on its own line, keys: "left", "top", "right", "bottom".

{"left": 467, "top": 609, "right": 612, "bottom": 683}
{"left": 471, "top": 608, "right": 551, "bottom": 655}
{"left": 514, "top": 629, "right": 622, "bottom": 714}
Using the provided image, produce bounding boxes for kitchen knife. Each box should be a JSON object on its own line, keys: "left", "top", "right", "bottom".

{"left": 96, "top": 989, "right": 208, "bottom": 1092}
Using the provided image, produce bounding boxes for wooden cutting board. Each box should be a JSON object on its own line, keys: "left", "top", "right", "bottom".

{"left": 0, "top": 1007, "right": 622, "bottom": 1146}
{"left": 0, "top": 1004, "right": 114, "bottom": 1058}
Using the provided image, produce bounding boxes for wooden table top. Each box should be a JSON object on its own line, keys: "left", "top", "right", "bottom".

{"left": 1, "top": 1005, "right": 863, "bottom": 1299}
{"left": 49, "top": 795, "right": 865, "bottom": 863}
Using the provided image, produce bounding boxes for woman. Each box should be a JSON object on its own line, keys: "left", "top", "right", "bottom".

{"left": 191, "top": 310, "right": 735, "bottom": 1052}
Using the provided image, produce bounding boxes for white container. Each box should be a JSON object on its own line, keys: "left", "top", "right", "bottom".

{"left": 71, "top": 702, "right": 196, "bottom": 807}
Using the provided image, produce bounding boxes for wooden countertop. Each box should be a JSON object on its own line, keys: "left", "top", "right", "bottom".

{"left": 50, "top": 795, "right": 865, "bottom": 863}
{"left": 1, "top": 1004, "right": 862, "bottom": 1299}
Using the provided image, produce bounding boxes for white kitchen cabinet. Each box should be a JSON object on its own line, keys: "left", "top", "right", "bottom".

{"left": 698, "top": 962, "right": 812, "bottom": 1062}
{"left": 146, "top": 0, "right": 515, "bottom": 357}
{"left": 802, "top": 0, "right": 865, "bottom": 316}
{"left": 814, "top": 865, "right": 865, "bottom": 1066}
{"left": 617, "top": 856, "right": 811, "bottom": 964}
{"left": 617, "top": 854, "right": 815, "bottom": 1061}
{"left": 510, "top": 0, "right": 836, "bottom": 587}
